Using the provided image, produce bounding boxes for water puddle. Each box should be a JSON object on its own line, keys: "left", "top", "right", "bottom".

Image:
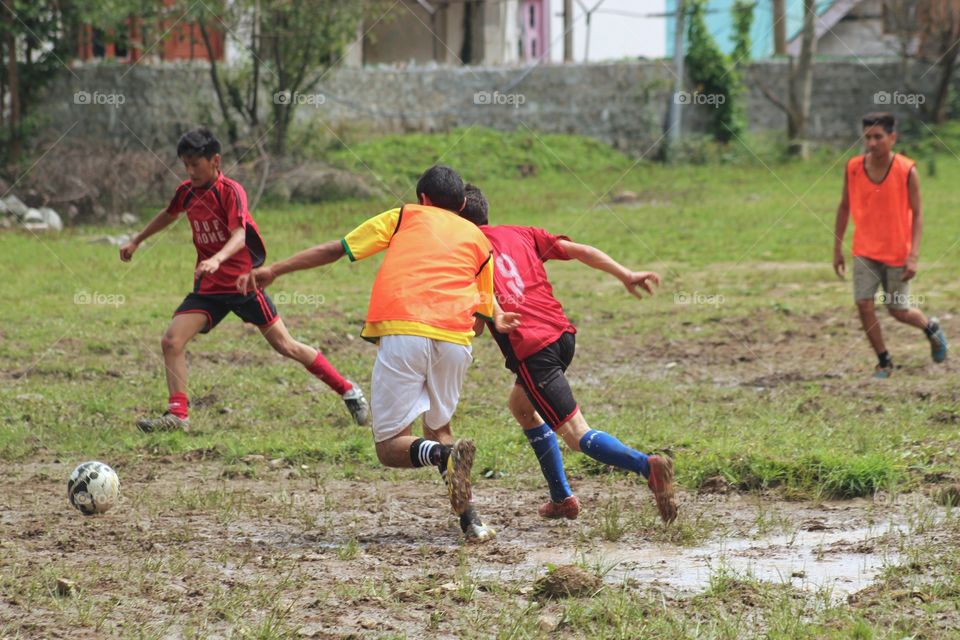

{"left": 476, "top": 520, "right": 909, "bottom": 599}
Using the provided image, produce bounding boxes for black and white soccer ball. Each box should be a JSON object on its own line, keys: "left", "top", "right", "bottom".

{"left": 67, "top": 461, "right": 120, "bottom": 515}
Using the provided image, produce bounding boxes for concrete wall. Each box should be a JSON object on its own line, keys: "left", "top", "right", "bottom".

{"left": 40, "top": 59, "right": 955, "bottom": 156}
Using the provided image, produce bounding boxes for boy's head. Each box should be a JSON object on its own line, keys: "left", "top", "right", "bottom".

{"left": 416, "top": 165, "right": 465, "bottom": 212}
{"left": 177, "top": 127, "right": 221, "bottom": 187}
{"left": 460, "top": 183, "right": 489, "bottom": 226}
{"left": 861, "top": 112, "right": 896, "bottom": 158}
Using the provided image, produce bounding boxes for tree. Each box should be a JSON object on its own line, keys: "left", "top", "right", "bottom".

{"left": 0, "top": 0, "right": 86, "bottom": 161}
{"left": 758, "top": 0, "right": 816, "bottom": 157}
{"left": 685, "top": 0, "right": 743, "bottom": 142}
{"left": 887, "top": 0, "right": 960, "bottom": 124}
{"left": 188, "top": 0, "right": 368, "bottom": 155}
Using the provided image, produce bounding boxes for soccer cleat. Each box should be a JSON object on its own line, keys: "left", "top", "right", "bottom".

{"left": 538, "top": 495, "right": 581, "bottom": 520}
{"left": 873, "top": 363, "right": 894, "bottom": 379}
{"left": 463, "top": 520, "right": 497, "bottom": 543}
{"left": 446, "top": 439, "right": 476, "bottom": 515}
{"left": 137, "top": 412, "right": 189, "bottom": 433}
{"left": 460, "top": 508, "right": 496, "bottom": 543}
{"left": 647, "top": 455, "right": 678, "bottom": 524}
{"left": 928, "top": 319, "right": 948, "bottom": 363}
{"left": 341, "top": 382, "right": 370, "bottom": 426}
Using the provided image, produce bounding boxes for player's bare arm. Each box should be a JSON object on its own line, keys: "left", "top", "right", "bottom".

{"left": 903, "top": 166, "right": 922, "bottom": 282}
{"left": 119, "top": 209, "right": 178, "bottom": 261}
{"left": 558, "top": 239, "right": 661, "bottom": 299}
{"left": 237, "top": 239, "right": 345, "bottom": 294}
{"left": 833, "top": 171, "right": 851, "bottom": 279}
{"left": 195, "top": 226, "right": 245, "bottom": 276}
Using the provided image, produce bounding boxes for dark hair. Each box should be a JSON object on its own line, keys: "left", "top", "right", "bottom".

{"left": 862, "top": 112, "right": 895, "bottom": 134}
{"left": 416, "top": 165, "right": 464, "bottom": 212}
{"left": 177, "top": 127, "right": 221, "bottom": 159}
{"left": 461, "top": 183, "right": 489, "bottom": 226}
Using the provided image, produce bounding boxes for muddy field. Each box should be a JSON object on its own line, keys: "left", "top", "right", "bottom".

{"left": 2, "top": 457, "right": 957, "bottom": 639}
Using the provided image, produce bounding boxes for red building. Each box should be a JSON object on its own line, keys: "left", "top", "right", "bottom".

{"left": 76, "top": 3, "right": 224, "bottom": 64}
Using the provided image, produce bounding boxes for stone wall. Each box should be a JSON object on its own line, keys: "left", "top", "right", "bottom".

{"left": 38, "top": 59, "right": 954, "bottom": 155}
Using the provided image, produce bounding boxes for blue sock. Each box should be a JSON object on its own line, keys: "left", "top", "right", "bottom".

{"left": 579, "top": 429, "right": 650, "bottom": 478}
{"left": 524, "top": 423, "right": 573, "bottom": 503}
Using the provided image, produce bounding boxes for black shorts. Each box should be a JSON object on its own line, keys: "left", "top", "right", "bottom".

{"left": 174, "top": 291, "right": 279, "bottom": 334}
{"left": 515, "top": 332, "right": 579, "bottom": 429}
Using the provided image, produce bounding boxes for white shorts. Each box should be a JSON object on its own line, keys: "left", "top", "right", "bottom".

{"left": 370, "top": 335, "right": 473, "bottom": 443}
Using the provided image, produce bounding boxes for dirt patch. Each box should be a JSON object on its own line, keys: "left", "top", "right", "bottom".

{"left": 533, "top": 565, "right": 602, "bottom": 599}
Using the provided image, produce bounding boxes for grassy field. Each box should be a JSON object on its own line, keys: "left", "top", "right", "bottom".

{"left": 2, "top": 128, "right": 960, "bottom": 638}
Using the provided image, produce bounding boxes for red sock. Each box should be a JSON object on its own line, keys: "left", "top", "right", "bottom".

{"left": 306, "top": 352, "right": 352, "bottom": 395}
{"left": 168, "top": 392, "right": 189, "bottom": 419}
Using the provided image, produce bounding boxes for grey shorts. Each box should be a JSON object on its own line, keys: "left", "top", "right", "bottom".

{"left": 852, "top": 256, "right": 912, "bottom": 310}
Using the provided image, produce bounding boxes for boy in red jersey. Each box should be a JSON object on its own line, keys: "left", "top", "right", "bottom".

{"left": 460, "top": 184, "right": 677, "bottom": 524}
{"left": 120, "top": 128, "right": 368, "bottom": 431}
{"left": 833, "top": 112, "right": 947, "bottom": 378}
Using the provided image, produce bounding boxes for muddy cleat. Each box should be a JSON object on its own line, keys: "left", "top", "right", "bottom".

{"left": 873, "top": 363, "right": 894, "bottom": 379}
{"left": 538, "top": 495, "right": 580, "bottom": 520}
{"left": 446, "top": 439, "right": 476, "bottom": 515}
{"left": 647, "top": 455, "right": 678, "bottom": 524}
{"left": 460, "top": 508, "right": 496, "bottom": 543}
{"left": 463, "top": 520, "right": 497, "bottom": 543}
{"left": 928, "top": 319, "right": 948, "bottom": 363}
{"left": 137, "top": 412, "right": 189, "bottom": 433}
{"left": 342, "top": 382, "right": 370, "bottom": 426}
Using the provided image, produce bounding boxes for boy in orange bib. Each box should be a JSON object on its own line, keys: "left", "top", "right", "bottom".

{"left": 833, "top": 113, "right": 947, "bottom": 378}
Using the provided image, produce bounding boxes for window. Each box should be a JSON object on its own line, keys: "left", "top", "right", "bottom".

{"left": 529, "top": 5, "right": 536, "bottom": 28}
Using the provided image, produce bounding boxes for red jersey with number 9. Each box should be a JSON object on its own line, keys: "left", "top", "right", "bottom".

{"left": 480, "top": 225, "right": 577, "bottom": 362}
{"left": 166, "top": 173, "right": 266, "bottom": 294}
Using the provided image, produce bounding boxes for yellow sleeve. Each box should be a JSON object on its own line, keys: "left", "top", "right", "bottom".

{"left": 474, "top": 253, "right": 495, "bottom": 320}
{"left": 341, "top": 208, "right": 402, "bottom": 262}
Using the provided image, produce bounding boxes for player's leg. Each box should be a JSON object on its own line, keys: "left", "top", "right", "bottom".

{"left": 422, "top": 339, "right": 493, "bottom": 541}
{"left": 519, "top": 333, "right": 677, "bottom": 523}
{"left": 138, "top": 303, "right": 215, "bottom": 432}
{"left": 233, "top": 289, "right": 369, "bottom": 424}
{"left": 883, "top": 270, "right": 948, "bottom": 363}
{"left": 257, "top": 313, "right": 370, "bottom": 425}
{"left": 508, "top": 384, "right": 577, "bottom": 518}
{"left": 853, "top": 257, "right": 891, "bottom": 376}
{"left": 370, "top": 334, "right": 460, "bottom": 470}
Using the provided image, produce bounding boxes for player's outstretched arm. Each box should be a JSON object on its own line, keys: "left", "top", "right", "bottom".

{"left": 558, "top": 239, "right": 660, "bottom": 300}
{"left": 833, "top": 172, "right": 850, "bottom": 280}
{"left": 119, "top": 209, "right": 177, "bottom": 261}
{"left": 237, "top": 240, "right": 345, "bottom": 294}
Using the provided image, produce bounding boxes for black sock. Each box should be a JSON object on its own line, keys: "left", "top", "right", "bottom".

{"left": 409, "top": 438, "right": 448, "bottom": 468}
{"left": 924, "top": 320, "right": 939, "bottom": 338}
{"left": 878, "top": 351, "right": 892, "bottom": 367}
{"left": 459, "top": 506, "right": 481, "bottom": 532}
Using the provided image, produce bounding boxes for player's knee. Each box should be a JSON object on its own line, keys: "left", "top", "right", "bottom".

{"left": 161, "top": 332, "right": 183, "bottom": 354}
{"left": 855, "top": 298, "right": 874, "bottom": 311}
{"left": 888, "top": 307, "right": 909, "bottom": 320}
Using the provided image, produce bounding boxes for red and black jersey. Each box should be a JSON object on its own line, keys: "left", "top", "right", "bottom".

{"left": 166, "top": 173, "right": 266, "bottom": 294}
{"left": 481, "top": 225, "right": 577, "bottom": 365}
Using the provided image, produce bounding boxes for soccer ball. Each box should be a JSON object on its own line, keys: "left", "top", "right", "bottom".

{"left": 67, "top": 461, "right": 120, "bottom": 515}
